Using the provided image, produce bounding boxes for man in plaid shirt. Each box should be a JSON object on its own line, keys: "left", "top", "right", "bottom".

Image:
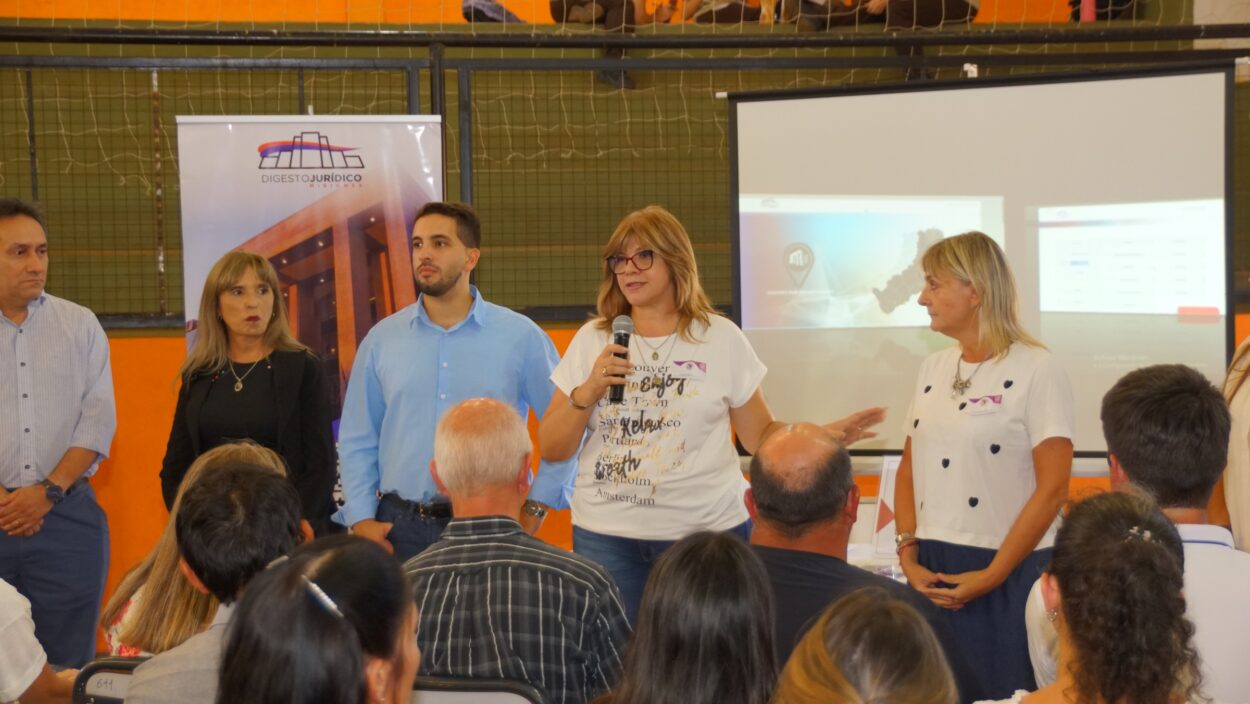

{"left": 405, "top": 398, "right": 630, "bottom": 704}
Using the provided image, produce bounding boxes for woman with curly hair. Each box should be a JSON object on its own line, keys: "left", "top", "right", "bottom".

{"left": 975, "top": 491, "right": 1205, "bottom": 704}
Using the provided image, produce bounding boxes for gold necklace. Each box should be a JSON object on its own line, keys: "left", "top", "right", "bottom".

{"left": 228, "top": 356, "right": 267, "bottom": 393}
{"left": 635, "top": 335, "right": 678, "bottom": 387}
{"left": 635, "top": 330, "right": 677, "bottom": 361}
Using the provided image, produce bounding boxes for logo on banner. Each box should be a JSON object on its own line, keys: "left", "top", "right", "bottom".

{"left": 257, "top": 132, "right": 365, "bottom": 187}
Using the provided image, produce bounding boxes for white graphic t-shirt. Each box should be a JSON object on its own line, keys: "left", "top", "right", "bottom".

{"left": 552, "top": 315, "right": 766, "bottom": 540}
{"left": 905, "top": 343, "right": 1074, "bottom": 551}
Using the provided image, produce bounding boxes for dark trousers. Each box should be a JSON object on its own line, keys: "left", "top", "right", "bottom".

{"left": 572, "top": 520, "right": 751, "bottom": 625}
{"left": 801, "top": 0, "right": 977, "bottom": 78}
{"left": 376, "top": 494, "right": 452, "bottom": 563}
{"left": 0, "top": 484, "right": 109, "bottom": 668}
{"left": 800, "top": 0, "right": 976, "bottom": 30}
{"left": 918, "top": 539, "right": 1048, "bottom": 700}
{"left": 550, "top": 0, "right": 636, "bottom": 31}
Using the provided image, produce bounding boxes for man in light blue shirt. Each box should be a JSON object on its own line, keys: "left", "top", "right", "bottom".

{"left": 0, "top": 198, "right": 115, "bottom": 668}
{"left": 339, "top": 201, "right": 574, "bottom": 561}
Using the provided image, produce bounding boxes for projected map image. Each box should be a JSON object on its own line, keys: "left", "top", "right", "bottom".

{"left": 739, "top": 196, "right": 1004, "bottom": 330}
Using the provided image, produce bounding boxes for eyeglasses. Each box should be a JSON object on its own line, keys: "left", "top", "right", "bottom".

{"left": 606, "top": 249, "right": 655, "bottom": 274}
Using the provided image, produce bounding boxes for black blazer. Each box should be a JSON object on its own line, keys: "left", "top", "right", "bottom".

{"left": 159, "top": 349, "right": 337, "bottom": 533}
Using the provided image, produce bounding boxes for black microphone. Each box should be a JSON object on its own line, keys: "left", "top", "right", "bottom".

{"left": 609, "top": 315, "right": 633, "bottom": 405}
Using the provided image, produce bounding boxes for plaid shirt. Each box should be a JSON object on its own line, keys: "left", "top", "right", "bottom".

{"left": 405, "top": 517, "right": 630, "bottom": 704}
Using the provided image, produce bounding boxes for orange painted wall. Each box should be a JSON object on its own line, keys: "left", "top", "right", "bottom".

{"left": 0, "top": 0, "right": 1071, "bottom": 24}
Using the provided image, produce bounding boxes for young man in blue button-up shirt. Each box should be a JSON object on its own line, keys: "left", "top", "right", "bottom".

{"left": 338, "top": 201, "right": 574, "bottom": 561}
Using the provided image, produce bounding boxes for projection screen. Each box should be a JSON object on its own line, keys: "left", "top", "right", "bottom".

{"left": 730, "top": 66, "right": 1233, "bottom": 454}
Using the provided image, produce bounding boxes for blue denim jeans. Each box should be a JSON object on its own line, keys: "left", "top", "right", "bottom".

{"left": 572, "top": 520, "right": 751, "bottom": 625}
{"left": 0, "top": 484, "right": 108, "bottom": 667}
{"left": 376, "top": 495, "right": 451, "bottom": 563}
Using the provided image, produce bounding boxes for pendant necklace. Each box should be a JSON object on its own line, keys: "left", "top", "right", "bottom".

{"left": 951, "top": 355, "right": 985, "bottom": 400}
{"left": 636, "top": 330, "right": 677, "bottom": 361}
{"left": 228, "top": 356, "right": 268, "bottom": 393}
{"left": 635, "top": 334, "right": 678, "bottom": 387}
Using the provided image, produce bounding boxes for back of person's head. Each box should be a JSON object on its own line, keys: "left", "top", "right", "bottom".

{"left": 771, "top": 588, "right": 956, "bottom": 704}
{"left": 102, "top": 442, "right": 288, "bottom": 653}
{"left": 1049, "top": 492, "right": 1201, "bottom": 704}
{"left": 432, "top": 398, "right": 532, "bottom": 496}
{"left": 217, "top": 535, "right": 418, "bottom": 704}
{"left": 608, "top": 531, "right": 776, "bottom": 704}
{"left": 176, "top": 461, "right": 303, "bottom": 603}
{"left": 1101, "top": 363, "right": 1229, "bottom": 508}
{"left": 749, "top": 423, "right": 853, "bottom": 539}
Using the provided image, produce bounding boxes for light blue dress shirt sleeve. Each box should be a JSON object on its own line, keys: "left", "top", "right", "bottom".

{"left": 70, "top": 312, "right": 117, "bottom": 460}
{"left": 338, "top": 331, "right": 386, "bottom": 526}
{"left": 0, "top": 294, "right": 116, "bottom": 488}
{"left": 522, "top": 326, "right": 578, "bottom": 509}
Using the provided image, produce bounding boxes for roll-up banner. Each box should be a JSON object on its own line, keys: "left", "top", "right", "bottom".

{"left": 176, "top": 115, "right": 444, "bottom": 416}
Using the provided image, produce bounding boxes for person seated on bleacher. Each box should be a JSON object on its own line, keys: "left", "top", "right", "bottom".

{"left": 594, "top": 531, "right": 777, "bottom": 704}
{"left": 124, "top": 462, "right": 310, "bottom": 704}
{"left": 100, "top": 442, "right": 288, "bottom": 657}
{"left": 772, "top": 587, "right": 958, "bottom": 704}
{"left": 0, "top": 578, "right": 75, "bottom": 704}
{"left": 217, "top": 535, "right": 419, "bottom": 704}
{"left": 405, "top": 398, "right": 630, "bottom": 704}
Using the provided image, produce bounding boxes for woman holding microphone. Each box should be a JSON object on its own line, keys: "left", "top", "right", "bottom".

{"left": 539, "top": 205, "right": 883, "bottom": 622}
{"left": 895, "top": 231, "right": 1073, "bottom": 698}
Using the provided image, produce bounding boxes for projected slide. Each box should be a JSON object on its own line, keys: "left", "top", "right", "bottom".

{"left": 1038, "top": 199, "right": 1225, "bottom": 316}
{"left": 739, "top": 195, "right": 1004, "bottom": 330}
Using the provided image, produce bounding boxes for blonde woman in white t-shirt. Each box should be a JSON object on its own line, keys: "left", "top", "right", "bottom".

{"left": 539, "top": 205, "right": 884, "bottom": 622}
{"left": 895, "top": 231, "right": 1074, "bottom": 699}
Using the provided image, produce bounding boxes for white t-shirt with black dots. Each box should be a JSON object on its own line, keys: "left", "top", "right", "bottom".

{"left": 905, "top": 343, "right": 1074, "bottom": 551}
{"left": 552, "top": 315, "right": 766, "bottom": 541}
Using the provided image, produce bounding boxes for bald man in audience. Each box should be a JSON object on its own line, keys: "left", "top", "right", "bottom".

{"left": 404, "top": 399, "right": 630, "bottom": 704}
{"left": 747, "top": 423, "right": 984, "bottom": 702}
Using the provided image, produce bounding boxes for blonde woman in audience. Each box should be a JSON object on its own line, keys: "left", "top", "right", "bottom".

{"left": 772, "top": 587, "right": 958, "bottom": 704}
{"left": 974, "top": 492, "right": 1204, "bottom": 704}
{"left": 595, "top": 531, "right": 777, "bottom": 704}
{"left": 100, "top": 442, "right": 286, "bottom": 656}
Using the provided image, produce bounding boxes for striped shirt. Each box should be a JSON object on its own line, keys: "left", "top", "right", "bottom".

{"left": 0, "top": 293, "right": 115, "bottom": 487}
{"left": 405, "top": 517, "right": 630, "bottom": 704}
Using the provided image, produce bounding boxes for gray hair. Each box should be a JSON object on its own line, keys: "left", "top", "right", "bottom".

{"left": 433, "top": 398, "right": 533, "bottom": 496}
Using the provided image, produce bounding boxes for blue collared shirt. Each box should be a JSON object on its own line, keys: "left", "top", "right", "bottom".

{"left": 338, "top": 287, "right": 575, "bottom": 526}
{"left": 0, "top": 293, "right": 116, "bottom": 487}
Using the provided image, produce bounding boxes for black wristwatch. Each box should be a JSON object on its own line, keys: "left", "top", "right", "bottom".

{"left": 39, "top": 478, "right": 66, "bottom": 505}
